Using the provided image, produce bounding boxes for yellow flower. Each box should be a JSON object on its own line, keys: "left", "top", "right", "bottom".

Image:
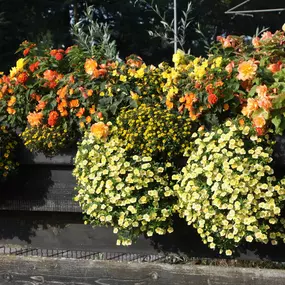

{"left": 172, "top": 49, "right": 185, "bottom": 66}
{"left": 237, "top": 60, "right": 258, "bottom": 81}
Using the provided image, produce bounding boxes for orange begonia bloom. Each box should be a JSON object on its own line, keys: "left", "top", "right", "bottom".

{"left": 76, "top": 107, "right": 85, "bottom": 118}
{"left": 7, "top": 107, "right": 16, "bottom": 114}
{"left": 7, "top": 96, "right": 16, "bottom": 107}
{"left": 57, "top": 85, "right": 68, "bottom": 99}
{"left": 87, "top": 89, "right": 93, "bottom": 97}
{"left": 85, "top": 59, "right": 98, "bottom": 75}
{"left": 90, "top": 122, "right": 109, "bottom": 139}
{"left": 27, "top": 112, "right": 43, "bottom": 127}
{"left": 237, "top": 60, "right": 258, "bottom": 81}
{"left": 17, "top": 72, "right": 28, "bottom": 84}
{"left": 48, "top": 111, "right": 59, "bottom": 126}
{"left": 70, "top": 99, "right": 79, "bottom": 108}
{"left": 256, "top": 85, "right": 268, "bottom": 98}
{"left": 166, "top": 99, "right": 174, "bottom": 110}
{"left": 43, "top": 70, "right": 59, "bottom": 81}
{"left": 89, "top": 105, "right": 96, "bottom": 115}
{"left": 253, "top": 115, "right": 266, "bottom": 128}
{"left": 60, "top": 110, "right": 68, "bottom": 117}
{"left": 85, "top": 116, "right": 92, "bottom": 123}
{"left": 258, "top": 97, "right": 272, "bottom": 111}
{"left": 35, "top": 100, "right": 47, "bottom": 111}
{"left": 241, "top": 98, "right": 259, "bottom": 117}
{"left": 29, "top": 61, "right": 40, "bottom": 72}
{"left": 225, "top": 61, "right": 234, "bottom": 74}
{"left": 267, "top": 62, "right": 282, "bottom": 73}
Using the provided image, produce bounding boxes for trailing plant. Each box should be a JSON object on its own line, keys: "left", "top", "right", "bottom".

{"left": 173, "top": 119, "right": 285, "bottom": 255}
{"left": 0, "top": 126, "right": 18, "bottom": 180}
{"left": 73, "top": 124, "right": 176, "bottom": 245}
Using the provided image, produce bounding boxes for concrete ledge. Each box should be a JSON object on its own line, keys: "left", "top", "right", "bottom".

{"left": 0, "top": 255, "right": 285, "bottom": 285}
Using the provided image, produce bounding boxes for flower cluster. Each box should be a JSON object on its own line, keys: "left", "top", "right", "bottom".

{"left": 0, "top": 126, "right": 18, "bottom": 180}
{"left": 163, "top": 28, "right": 285, "bottom": 135}
{"left": 73, "top": 131, "right": 176, "bottom": 245}
{"left": 173, "top": 119, "right": 285, "bottom": 255}
{"left": 20, "top": 125, "right": 75, "bottom": 156}
{"left": 116, "top": 104, "right": 193, "bottom": 160}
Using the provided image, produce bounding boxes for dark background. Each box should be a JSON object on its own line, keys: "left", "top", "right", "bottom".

{"left": 0, "top": 0, "right": 284, "bottom": 71}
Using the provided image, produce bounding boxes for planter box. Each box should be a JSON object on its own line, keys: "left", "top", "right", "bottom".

{"left": 1, "top": 143, "right": 285, "bottom": 263}
{"left": 0, "top": 147, "right": 80, "bottom": 212}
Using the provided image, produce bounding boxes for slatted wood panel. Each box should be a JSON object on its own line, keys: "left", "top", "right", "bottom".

{"left": 1, "top": 256, "right": 285, "bottom": 285}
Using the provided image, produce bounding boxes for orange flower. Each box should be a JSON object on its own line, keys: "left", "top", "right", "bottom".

{"left": 241, "top": 98, "right": 259, "bottom": 117}
{"left": 223, "top": 103, "right": 229, "bottom": 111}
{"left": 7, "top": 96, "right": 16, "bottom": 107}
{"left": 267, "top": 62, "right": 282, "bottom": 73}
{"left": 237, "top": 60, "right": 258, "bottom": 81}
{"left": 215, "top": 81, "right": 224, "bottom": 87}
{"left": 252, "top": 37, "right": 260, "bottom": 48}
{"left": 239, "top": 119, "right": 245, "bottom": 126}
{"left": 35, "top": 100, "right": 47, "bottom": 111}
{"left": 48, "top": 110, "right": 59, "bottom": 126}
{"left": 76, "top": 107, "right": 85, "bottom": 118}
{"left": 69, "top": 99, "right": 79, "bottom": 108}
{"left": 27, "top": 112, "right": 43, "bottom": 127}
{"left": 17, "top": 72, "right": 28, "bottom": 84}
{"left": 89, "top": 105, "right": 96, "bottom": 114}
{"left": 50, "top": 49, "right": 58, "bottom": 56}
{"left": 225, "top": 61, "right": 234, "bottom": 74}
{"left": 258, "top": 97, "right": 272, "bottom": 111}
{"left": 87, "top": 89, "right": 93, "bottom": 97}
{"left": 97, "top": 112, "right": 103, "bottom": 119}
{"left": 208, "top": 93, "right": 218, "bottom": 105}
{"left": 166, "top": 99, "right": 174, "bottom": 110}
{"left": 43, "top": 70, "right": 58, "bottom": 81}
{"left": 29, "top": 61, "right": 40, "bottom": 72}
{"left": 256, "top": 85, "right": 268, "bottom": 98}
{"left": 253, "top": 115, "right": 266, "bottom": 128}
{"left": 7, "top": 107, "right": 16, "bottom": 114}
{"left": 69, "top": 75, "right": 75, "bottom": 84}
{"left": 84, "top": 59, "right": 98, "bottom": 75}
{"left": 90, "top": 122, "right": 109, "bottom": 139}
{"left": 23, "top": 48, "right": 30, "bottom": 56}
{"left": 85, "top": 116, "right": 92, "bottom": 123}
{"left": 57, "top": 85, "right": 68, "bottom": 99}
{"left": 60, "top": 110, "right": 68, "bottom": 117}
{"left": 55, "top": 53, "right": 63, "bottom": 61}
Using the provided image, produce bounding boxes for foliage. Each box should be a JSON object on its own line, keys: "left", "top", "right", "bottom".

{"left": 73, "top": 129, "right": 176, "bottom": 245}
{"left": 70, "top": 5, "right": 118, "bottom": 62}
{"left": 173, "top": 119, "right": 285, "bottom": 255}
{"left": 116, "top": 103, "right": 193, "bottom": 160}
{"left": 0, "top": 126, "right": 18, "bottom": 180}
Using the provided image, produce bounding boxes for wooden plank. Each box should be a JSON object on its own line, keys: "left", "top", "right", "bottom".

{"left": 1, "top": 255, "right": 285, "bottom": 285}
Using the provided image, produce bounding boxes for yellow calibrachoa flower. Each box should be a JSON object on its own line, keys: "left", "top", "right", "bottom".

{"left": 73, "top": 131, "right": 176, "bottom": 246}
{"left": 173, "top": 119, "right": 285, "bottom": 255}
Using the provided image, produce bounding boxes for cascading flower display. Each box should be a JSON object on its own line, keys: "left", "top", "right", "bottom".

{"left": 173, "top": 119, "right": 285, "bottom": 255}
{"left": 73, "top": 130, "right": 176, "bottom": 245}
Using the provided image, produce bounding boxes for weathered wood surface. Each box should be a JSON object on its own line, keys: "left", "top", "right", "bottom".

{"left": 1, "top": 256, "right": 285, "bottom": 285}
